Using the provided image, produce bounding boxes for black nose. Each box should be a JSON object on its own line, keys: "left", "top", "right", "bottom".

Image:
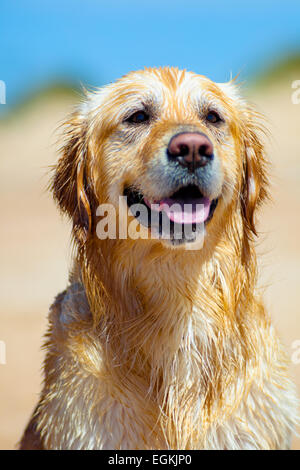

{"left": 167, "top": 132, "right": 214, "bottom": 171}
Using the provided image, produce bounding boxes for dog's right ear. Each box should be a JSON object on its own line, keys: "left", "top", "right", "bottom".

{"left": 51, "top": 111, "right": 93, "bottom": 243}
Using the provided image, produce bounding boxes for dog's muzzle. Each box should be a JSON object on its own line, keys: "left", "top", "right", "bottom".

{"left": 123, "top": 131, "right": 221, "bottom": 245}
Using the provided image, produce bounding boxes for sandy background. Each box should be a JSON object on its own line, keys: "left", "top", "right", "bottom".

{"left": 0, "top": 80, "right": 300, "bottom": 450}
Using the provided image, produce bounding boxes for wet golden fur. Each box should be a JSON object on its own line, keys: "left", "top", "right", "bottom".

{"left": 20, "top": 67, "right": 298, "bottom": 449}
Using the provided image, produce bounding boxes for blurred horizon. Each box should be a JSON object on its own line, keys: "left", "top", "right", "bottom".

{"left": 1, "top": 0, "right": 300, "bottom": 113}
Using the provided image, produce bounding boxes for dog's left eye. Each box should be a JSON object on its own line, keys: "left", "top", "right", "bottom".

{"left": 206, "top": 111, "right": 222, "bottom": 124}
{"left": 126, "top": 111, "right": 150, "bottom": 124}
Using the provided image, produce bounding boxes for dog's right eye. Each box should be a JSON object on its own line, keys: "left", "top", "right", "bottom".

{"left": 125, "top": 111, "right": 150, "bottom": 124}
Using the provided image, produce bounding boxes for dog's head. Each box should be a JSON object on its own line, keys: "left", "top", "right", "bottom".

{"left": 52, "top": 67, "right": 267, "bottom": 253}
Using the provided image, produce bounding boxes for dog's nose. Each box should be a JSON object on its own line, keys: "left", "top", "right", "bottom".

{"left": 167, "top": 133, "right": 214, "bottom": 171}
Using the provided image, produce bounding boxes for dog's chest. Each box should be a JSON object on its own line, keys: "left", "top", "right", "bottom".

{"left": 43, "top": 284, "right": 296, "bottom": 450}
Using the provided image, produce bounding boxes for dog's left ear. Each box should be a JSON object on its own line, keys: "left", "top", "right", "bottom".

{"left": 240, "top": 109, "right": 268, "bottom": 237}
{"left": 218, "top": 82, "right": 268, "bottom": 238}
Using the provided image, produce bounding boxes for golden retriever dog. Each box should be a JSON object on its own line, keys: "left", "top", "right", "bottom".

{"left": 20, "top": 67, "right": 298, "bottom": 450}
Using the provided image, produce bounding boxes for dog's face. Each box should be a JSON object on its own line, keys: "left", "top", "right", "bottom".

{"left": 53, "top": 67, "right": 267, "bottom": 251}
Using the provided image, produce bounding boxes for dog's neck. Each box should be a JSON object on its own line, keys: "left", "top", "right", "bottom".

{"left": 77, "top": 234, "right": 260, "bottom": 447}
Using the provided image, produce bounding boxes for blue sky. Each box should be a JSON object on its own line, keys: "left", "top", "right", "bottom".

{"left": 1, "top": 0, "right": 300, "bottom": 109}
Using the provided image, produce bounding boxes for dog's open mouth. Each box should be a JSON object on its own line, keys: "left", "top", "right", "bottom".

{"left": 124, "top": 184, "right": 218, "bottom": 244}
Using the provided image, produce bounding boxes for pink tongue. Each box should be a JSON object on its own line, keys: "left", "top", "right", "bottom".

{"left": 145, "top": 197, "right": 211, "bottom": 224}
